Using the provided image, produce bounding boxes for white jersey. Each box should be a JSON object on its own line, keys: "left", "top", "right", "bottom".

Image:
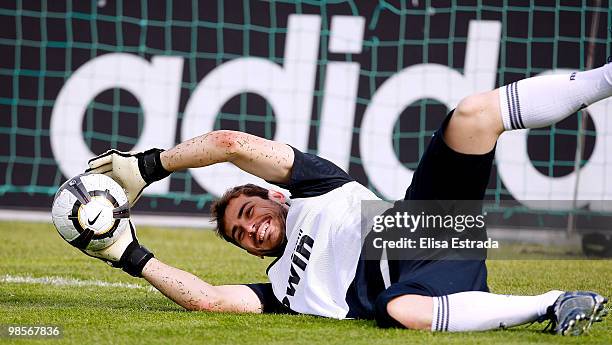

{"left": 249, "top": 128, "right": 491, "bottom": 323}
{"left": 266, "top": 181, "right": 380, "bottom": 319}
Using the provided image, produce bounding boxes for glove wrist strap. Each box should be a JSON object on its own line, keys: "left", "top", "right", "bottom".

{"left": 138, "top": 149, "right": 171, "bottom": 184}
{"left": 120, "top": 242, "right": 154, "bottom": 277}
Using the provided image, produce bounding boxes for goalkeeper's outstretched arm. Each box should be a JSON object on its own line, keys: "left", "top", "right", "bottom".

{"left": 142, "top": 258, "right": 264, "bottom": 313}
{"left": 78, "top": 216, "right": 261, "bottom": 313}
{"left": 161, "top": 130, "right": 294, "bottom": 184}
{"left": 87, "top": 130, "right": 294, "bottom": 205}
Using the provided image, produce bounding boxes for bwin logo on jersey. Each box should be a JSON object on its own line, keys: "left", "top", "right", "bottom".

{"left": 282, "top": 231, "right": 315, "bottom": 308}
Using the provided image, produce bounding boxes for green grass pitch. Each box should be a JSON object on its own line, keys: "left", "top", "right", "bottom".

{"left": 1, "top": 221, "right": 610, "bottom": 345}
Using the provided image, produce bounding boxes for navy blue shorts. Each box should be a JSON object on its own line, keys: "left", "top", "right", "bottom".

{"left": 374, "top": 110, "right": 495, "bottom": 328}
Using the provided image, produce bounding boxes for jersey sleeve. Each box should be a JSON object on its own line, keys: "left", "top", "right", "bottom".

{"left": 245, "top": 283, "right": 294, "bottom": 314}
{"left": 268, "top": 146, "right": 353, "bottom": 198}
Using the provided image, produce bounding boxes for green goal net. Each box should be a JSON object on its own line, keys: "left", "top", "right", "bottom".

{"left": 1, "top": 1, "right": 610, "bottom": 223}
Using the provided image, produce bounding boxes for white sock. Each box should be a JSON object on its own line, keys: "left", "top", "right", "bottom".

{"left": 431, "top": 290, "right": 563, "bottom": 332}
{"left": 499, "top": 63, "right": 612, "bottom": 130}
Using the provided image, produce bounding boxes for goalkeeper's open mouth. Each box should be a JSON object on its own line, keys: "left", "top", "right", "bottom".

{"left": 256, "top": 218, "right": 271, "bottom": 245}
{"left": 253, "top": 214, "right": 286, "bottom": 255}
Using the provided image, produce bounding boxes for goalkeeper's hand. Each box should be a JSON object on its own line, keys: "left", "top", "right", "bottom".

{"left": 84, "top": 220, "right": 154, "bottom": 277}
{"left": 86, "top": 149, "right": 171, "bottom": 206}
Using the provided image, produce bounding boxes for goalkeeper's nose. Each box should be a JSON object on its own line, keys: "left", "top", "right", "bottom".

{"left": 245, "top": 222, "right": 257, "bottom": 238}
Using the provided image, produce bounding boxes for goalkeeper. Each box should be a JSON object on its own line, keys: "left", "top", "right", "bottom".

{"left": 84, "top": 64, "right": 611, "bottom": 335}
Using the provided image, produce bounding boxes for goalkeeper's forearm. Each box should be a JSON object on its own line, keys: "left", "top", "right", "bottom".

{"left": 158, "top": 131, "right": 237, "bottom": 172}
{"left": 142, "top": 258, "right": 223, "bottom": 311}
{"left": 142, "top": 258, "right": 263, "bottom": 313}
{"left": 160, "top": 130, "right": 294, "bottom": 183}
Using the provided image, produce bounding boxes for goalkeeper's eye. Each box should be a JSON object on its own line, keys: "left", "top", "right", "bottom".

{"left": 248, "top": 206, "right": 254, "bottom": 218}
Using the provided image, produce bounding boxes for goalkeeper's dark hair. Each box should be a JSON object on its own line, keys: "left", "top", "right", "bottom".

{"left": 210, "top": 183, "right": 269, "bottom": 246}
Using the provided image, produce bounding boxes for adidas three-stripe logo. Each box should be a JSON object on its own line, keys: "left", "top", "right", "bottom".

{"left": 435, "top": 295, "right": 450, "bottom": 331}
{"left": 505, "top": 81, "right": 525, "bottom": 129}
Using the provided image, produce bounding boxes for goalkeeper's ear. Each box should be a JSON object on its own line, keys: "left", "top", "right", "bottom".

{"left": 268, "top": 190, "right": 287, "bottom": 204}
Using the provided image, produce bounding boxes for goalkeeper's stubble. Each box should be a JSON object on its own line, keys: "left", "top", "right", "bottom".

{"left": 222, "top": 191, "right": 289, "bottom": 257}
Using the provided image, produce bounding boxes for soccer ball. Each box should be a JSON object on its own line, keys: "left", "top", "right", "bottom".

{"left": 51, "top": 173, "right": 130, "bottom": 251}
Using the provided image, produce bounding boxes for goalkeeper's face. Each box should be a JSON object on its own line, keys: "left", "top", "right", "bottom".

{"left": 223, "top": 191, "right": 288, "bottom": 257}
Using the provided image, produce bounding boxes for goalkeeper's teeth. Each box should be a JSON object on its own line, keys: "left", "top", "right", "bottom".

{"left": 258, "top": 222, "right": 269, "bottom": 243}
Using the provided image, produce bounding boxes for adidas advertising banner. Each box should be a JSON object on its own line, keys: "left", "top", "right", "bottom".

{"left": 1, "top": 1, "right": 611, "bottom": 222}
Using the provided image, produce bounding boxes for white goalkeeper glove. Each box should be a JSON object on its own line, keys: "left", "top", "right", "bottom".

{"left": 86, "top": 149, "right": 171, "bottom": 206}
{"left": 83, "top": 220, "right": 154, "bottom": 277}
